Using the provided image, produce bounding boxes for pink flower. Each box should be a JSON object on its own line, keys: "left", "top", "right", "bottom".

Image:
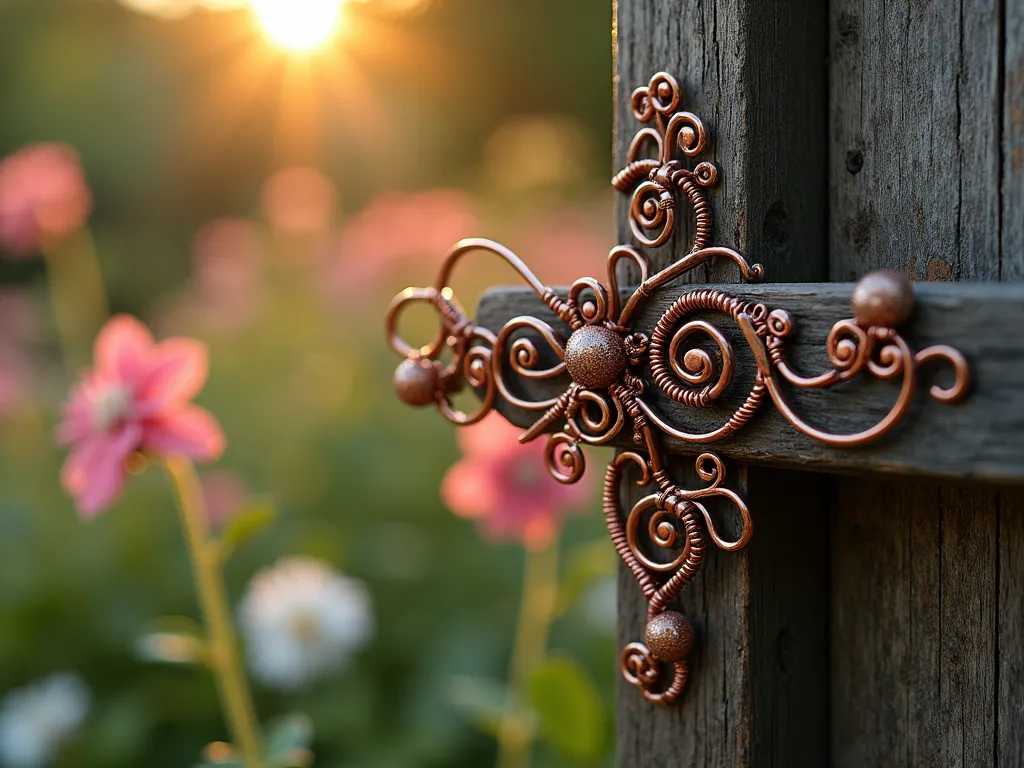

{"left": 200, "top": 470, "right": 247, "bottom": 528}
{"left": 0, "top": 143, "right": 92, "bottom": 257}
{"left": 441, "top": 414, "right": 589, "bottom": 549}
{"left": 57, "top": 315, "right": 226, "bottom": 517}
{"left": 507, "top": 201, "right": 616, "bottom": 286}
{"left": 326, "top": 188, "right": 478, "bottom": 299}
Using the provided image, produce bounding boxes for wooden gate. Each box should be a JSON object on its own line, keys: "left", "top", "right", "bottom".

{"left": 611, "top": 1, "right": 1024, "bottom": 765}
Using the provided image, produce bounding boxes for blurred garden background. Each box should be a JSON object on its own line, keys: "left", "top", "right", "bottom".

{"left": 0, "top": 0, "right": 620, "bottom": 766}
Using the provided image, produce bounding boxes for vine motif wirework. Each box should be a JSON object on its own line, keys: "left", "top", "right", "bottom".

{"left": 385, "top": 72, "right": 970, "bottom": 706}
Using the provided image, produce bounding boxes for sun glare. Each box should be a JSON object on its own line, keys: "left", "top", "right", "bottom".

{"left": 251, "top": 0, "right": 342, "bottom": 52}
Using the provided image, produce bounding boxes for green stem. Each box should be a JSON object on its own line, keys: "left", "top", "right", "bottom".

{"left": 42, "top": 228, "right": 110, "bottom": 372}
{"left": 163, "top": 456, "right": 264, "bottom": 768}
{"left": 495, "top": 540, "right": 560, "bottom": 768}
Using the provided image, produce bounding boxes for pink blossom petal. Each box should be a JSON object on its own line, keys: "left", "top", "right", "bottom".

{"left": 0, "top": 143, "right": 91, "bottom": 256}
{"left": 55, "top": 408, "right": 93, "bottom": 445}
{"left": 137, "top": 337, "right": 208, "bottom": 412}
{"left": 440, "top": 458, "right": 497, "bottom": 520}
{"left": 455, "top": 414, "right": 523, "bottom": 459}
{"left": 520, "top": 514, "right": 559, "bottom": 551}
{"left": 441, "top": 412, "right": 591, "bottom": 546}
{"left": 61, "top": 435, "right": 104, "bottom": 496}
{"left": 142, "top": 404, "right": 225, "bottom": 461}
{"left": 61, "top": 423, "right": 141, "bottom": 518}
{"left": 95, "top": 315, "right": 152, "bottom": 384}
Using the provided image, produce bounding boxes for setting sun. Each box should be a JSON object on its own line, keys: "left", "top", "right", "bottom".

{"left": 251, "top": 0, "right": 343, "bottom": 52}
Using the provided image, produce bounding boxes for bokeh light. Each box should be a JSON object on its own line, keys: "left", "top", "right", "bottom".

{"left": 251, "top": 0, "right": 343, "bottom": 52}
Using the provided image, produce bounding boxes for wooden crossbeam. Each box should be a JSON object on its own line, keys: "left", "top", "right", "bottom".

{"left": 477, "top": 281, "right": 1024, "bottom": 483}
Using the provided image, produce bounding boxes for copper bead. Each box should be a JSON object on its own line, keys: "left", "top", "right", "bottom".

{"left": 564, "top": 325, "right": 628, "bottom": 390}
{"left": 393, "top": 358, "right": 438, "bottom": 407}
{"left": 851, "top": 270, "right": 915, "bottom": 329}
{"left": 644, "top": 611, "right": 695, "bottom": 662}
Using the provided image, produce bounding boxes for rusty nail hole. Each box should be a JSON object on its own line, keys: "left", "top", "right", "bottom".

{"left": 845, "top": 149, "right": 864, "bottom": 175}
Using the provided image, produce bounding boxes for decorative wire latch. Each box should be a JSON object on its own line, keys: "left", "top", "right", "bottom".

{"left": 385, "top": 72, "right": 970, "bottom": 706}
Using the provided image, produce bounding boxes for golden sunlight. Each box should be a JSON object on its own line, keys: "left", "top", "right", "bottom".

{"left": 250, "top": 0, "right": 342, "bottom": 52}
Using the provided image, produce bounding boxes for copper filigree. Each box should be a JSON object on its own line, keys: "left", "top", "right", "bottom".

{"left": 385, "top": 72, "right": 970, "bottom": 706}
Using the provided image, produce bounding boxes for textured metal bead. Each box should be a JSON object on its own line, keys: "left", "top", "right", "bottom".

{"left": 393, "top": 358, "right": 438, "bottom": 407}
{"left": 564, "top": 325, "right": 628, "bottom": 390}
{"left": 644, "top": 610, "right": 695, "bottom": 662}
{"left": 851, "top": 270, "right": 915, "bottom": 328}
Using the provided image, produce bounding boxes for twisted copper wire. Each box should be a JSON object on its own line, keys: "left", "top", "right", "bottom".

{"left": 620, "top": 642, "right": 689, "bottom": 706}
{"left": 730, "top": 379, "right": 767, "bottom": 430}
{"left": 433, "top": 293, "right": 470, "bottom": 336}
{"left": 541, "top": 288, "right": 581, "bottom": 329}
{"left": 604, "top": 457, "right": 658, "bottom": 600}
{"left": 654, "top": 659, "right": 689, "bottom": 705}
{"left": 649, "top": 289, "right": 746, "bottom": 406}
{"left": 605, "top": 446, "right": 704, "bottom": 707}
{"left": 676, "top": 172, "right": 711, "bottom": 252}
{"left": 612, "top": 159, "right": 660, "bottom": 191}
{"left": 647, "top": 500, "right": 705, "bottom": 616}
{"left": 518, "top": 385, "right": 576, "bottom": 444}
{"left": 611, "top": 380, "right": 648, "bottom": 444}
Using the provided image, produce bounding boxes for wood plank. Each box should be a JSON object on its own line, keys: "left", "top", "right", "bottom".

{"left": 831, "top": 483, "right": 999, "bottom": 766}
{"left": 828, "top": 0, "right": 1023, "bottom": 765}
{"left": 1006, "top": 0, "right": 1024, "bottom": 281}
{"left": 477, "top": 280, "right": 1024, "bottom": 483}
{"left": 998, "top": 6, "right": 1024, "bottom": 766}
{"left": 612, "top": 1, "right": 830, "bottom": 766}
{"left": 998, "top": 491, "right": 1024, "bottom": 767}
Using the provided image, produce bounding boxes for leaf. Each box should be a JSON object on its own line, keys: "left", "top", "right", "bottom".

{"left": 265, "top": 713, "right": 314, "bottom": 767}
{"left": 85, "top": 691, "right": 151, "bottom": 761}
{"left": 444, "top": 675, "right": 530, "bottom": 738}
{"left": 134, "top": 616, "right": 207, "bottom": 665}
{"left": 218, "top": 500, "right": 277, "bottom": 559}
{"left": 528, "top": 656, "right": 604, "bottom": 762}
{"left": 557, "top": 539, "right": 617, "bottom": 616}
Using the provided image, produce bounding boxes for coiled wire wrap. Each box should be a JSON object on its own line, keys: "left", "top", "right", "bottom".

{"left": 603, "top": 453, "right": 706, "bottom": 705}
{"left": 648, "top": 290, "right": 767, "bottom": 440}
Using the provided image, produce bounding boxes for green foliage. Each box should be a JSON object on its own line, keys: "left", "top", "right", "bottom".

{"left": 0, "top": 1, "right": 616, "bottom": 766}
{"left": 528, "top": 657, "right": 605, "bottom": 763}
{"left": 219, "top": 500, "right": 278, "bottom": 561}
{"left": 557, "top": 540, "right": 617, "bottom": 617}
{"left": 444, "top": 675, "right": 529, "bottom": 738}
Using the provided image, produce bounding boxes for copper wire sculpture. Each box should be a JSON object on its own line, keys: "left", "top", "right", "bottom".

{"left": 386, "top": 72, "right": 970, "bottom": 705}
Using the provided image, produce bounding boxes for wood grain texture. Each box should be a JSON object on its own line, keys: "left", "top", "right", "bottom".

{"left": 611, "top": 1, "right": 829, "bottom": 765}
{"left": 998, "top": 491, "right": 1024, "bottom": 766}
{"left": 477, "top": 281, "right": 1024, "bottom": 482}
{"left": 1006, "top": 1, "right": 1024, "bottom": 281}
{"left": 829, "top": 0, "right": 1024, "bottom": 765}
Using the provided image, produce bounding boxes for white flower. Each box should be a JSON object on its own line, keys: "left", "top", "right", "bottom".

{"left": 0, "top": 673, "right": 90, "bottom": 768}
{"left": 239, "top": 556, "right": 373, "bottom": 691}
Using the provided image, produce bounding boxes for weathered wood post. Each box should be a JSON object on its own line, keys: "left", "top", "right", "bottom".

{"left": 829, "top": 1, "right": 1024, "bottom": 764}
{"left": 612, "top": 1, "right": 1024, "bottom": 765}
{"left": 614, "top": 2, "right": 831, "bottom": 765}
